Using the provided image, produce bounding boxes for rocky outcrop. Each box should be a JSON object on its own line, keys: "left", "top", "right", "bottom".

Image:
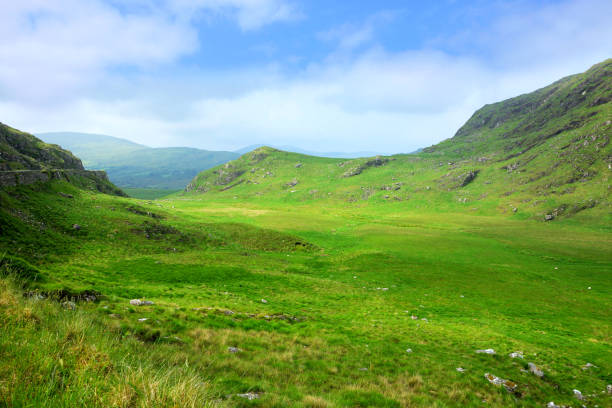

{"left": 0, "top": 169, "right": 125, "bottom": 196}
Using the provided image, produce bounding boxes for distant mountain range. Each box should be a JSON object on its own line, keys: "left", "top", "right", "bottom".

{"left": 37, "top": 132, "right": 240, "bottom": 192}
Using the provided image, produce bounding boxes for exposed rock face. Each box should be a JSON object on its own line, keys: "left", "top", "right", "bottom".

{"left": 0, "top": 122, "right": 125, "bottom": 196}
{"left": 0, "top": 169, "right": 124, "bottom": 195}
{"left": 343, "top": 156, "right": 390, "bottom": 177}
{"left": 0, "top": 122, "right": 84, "bottom": 171}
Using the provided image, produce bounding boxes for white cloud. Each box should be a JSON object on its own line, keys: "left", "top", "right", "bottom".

{"left": 1, "top": 0, "right": 611, "bottom": 155}
{"left": 167, "top": 0, "right": 301, "bottom": 30}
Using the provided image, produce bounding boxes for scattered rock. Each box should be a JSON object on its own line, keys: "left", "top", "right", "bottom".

{"left": 236, "top": 393, "right": 260, "bottom": 400}
{"left": 547, "top": 402, "right": 564, "bottom": 408}
{"left": 606, "top": 384, "right": 611, "bottom": 394}
{"left": 261, "top": 299, "right": 268, "bottom": 304}
{"left": 130, "top": 299, "right": 154, "bottom": 306}
{"left": 411, "top": 315, "right": 418, "bottom": 320}
{"left": 109, "top": 313, "right": 121, "bottom": 319}
{"left": 406, "top": 348, "right": 413, "bottom": 353}
{"left": 286, "top": 179, "right": 299, "bottom": 187}
{"left": 295, "top": 163, "right": 302, "bottom": 168}
{"left": 456, "top": 367, "right": 466, "bottom": 373}
{"left": 582, "top": 362, "right": 596, "bottom": 370}
{"left": 223, "top": 309, "right": 235, "bottom": 316}
{"left": 138, "top": 318, "right": 148, "bottom": 322}
{"left": 544, "top": 214, "right": 554, "bottom": 221}
{"left": 62, "top": 301, "right": 76, "bottom": 310}
{"left": 59, "top": 192, "right": 74, "bottom": 198}
{"left": 476, "top": 349, "right": 496, "bottom": 355}
{"left": 528, "top": 362, "right": 544, "bottom": 377}
{"left": 228, "top": 347, "right": 242, "bottom": 353}
{"left": 573, "top": 389, "right": 584, "bottom": 400}
{"left": 72, "top": 224, "right": 81, "bottom": 230}
{"left": 509, "top": 351, "right": 524, "bottom": 359}
{"left": 484, "top": 373, "right": 517, "bottom": 392}
{"left": 358, "top": 367, "right": 368, "bottom": 371}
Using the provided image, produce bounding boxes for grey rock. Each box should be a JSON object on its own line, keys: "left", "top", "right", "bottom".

{"left": 261, "top": 298, "right": 268, "bottom": 304}
{"left": 456, "top": 367, "right": 466, "bottom": 373}
{"left": 484, "top": 373, "right": 517, "bottom": 392}
{"left": 228, "top": 347, "right": 242, "bottom": 353}
{"left": 528, "top": 362, "right": 544, "bottom": 377}
{"left": 509, "top": 351, "right": 524, "bottom": 359}
{"left": 72, "top": 224, "right": 81, "bottom": 230}
{"left": 62, "top": 301, "right": 76, "bottom": 310}
{"left": 236, "top": 393, "right": 259, "bottom": 400}
{"left": 545, "top": 214, "right": 554, "bottom": 221}
{"left": 573, "top": 389, "right": 584, "bottom": 400}
{"left": 130, "top": 299, "right": 154, "bottom": 306}
{"left": 476, "top": 348, "right": 496, "bottom": 355}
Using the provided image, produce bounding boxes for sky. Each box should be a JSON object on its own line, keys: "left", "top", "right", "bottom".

{"left": 0, "top": 0, "right": 611, "bottom": 154}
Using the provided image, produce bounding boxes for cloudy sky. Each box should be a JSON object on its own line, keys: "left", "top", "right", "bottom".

{"left": 1, "top": 0, "right": 610, "bottom": 154}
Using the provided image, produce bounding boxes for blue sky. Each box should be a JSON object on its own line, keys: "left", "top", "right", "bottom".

{"left": 0, "top": 0, "right": 610, "bottom": 153}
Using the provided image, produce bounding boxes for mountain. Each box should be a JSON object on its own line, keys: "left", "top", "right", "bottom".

{"left": 187, "top": 59, "right": 611, "bottom": 221}
{"left": 234, "top": 144, "right": 388, "bottom": 158}
{"left": 0, "top": 124, "right": 124, "bottom": 195}
{"left": 38, "top": 132, "right": 240, "bottom": 193}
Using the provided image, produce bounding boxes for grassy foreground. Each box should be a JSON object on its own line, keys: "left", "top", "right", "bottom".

{"left": 1, "top": 180, "right": 610, "bottom": 407}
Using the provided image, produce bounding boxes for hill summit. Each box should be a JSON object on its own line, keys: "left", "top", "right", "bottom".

{"left": 185, "top": 60, "right": 611, "bottom": 222}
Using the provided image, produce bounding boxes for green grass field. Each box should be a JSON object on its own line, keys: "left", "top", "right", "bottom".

{"left": 1, "top": 180, "right": 610, "bottom": 407}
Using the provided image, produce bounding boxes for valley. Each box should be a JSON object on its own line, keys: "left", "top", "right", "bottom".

{"left": 0, "top": 60, "right": 610, "bottom": 407}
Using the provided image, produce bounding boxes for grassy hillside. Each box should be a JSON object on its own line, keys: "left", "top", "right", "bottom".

{"left": 39, "top": 132, "right": 239, "bottom": 194}
{"left": 0, "top": 179, "right": 610, "bottom": 407}
{"left": 186, "top": 60, "right": 611, "bottom": 223}
{"left": 1, "top": 124, "right": 84, "bottom": 171}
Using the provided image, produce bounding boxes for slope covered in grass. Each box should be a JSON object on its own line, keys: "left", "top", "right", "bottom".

{"left": 1, "top": 124, "right": 84, "bottom": 171}
{"left": 0, "top": 180, "right": 610, "bottom": 407}
{"left": 186, "top": 60, "right": 611, "bottom": 224}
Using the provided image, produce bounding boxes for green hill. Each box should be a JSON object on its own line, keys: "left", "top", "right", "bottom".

{"left": 0, "top": 123, "right": 124, "bottom": 196}
{"left": 38, "top": 132, "right": 239, "bottom": 196}
{"left": 186, "top": 60, "right": 611, "bottom": 222}
{"left": 1, "top": 124, "right": 84, "bottom": 171}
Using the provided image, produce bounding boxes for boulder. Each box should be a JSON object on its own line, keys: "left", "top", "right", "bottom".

{"left": 528, "top": 362, "right": 544, "bottom": 377}
{"left": 236, "top": 393, "right": 259, "bottom": 400}
{"left": 484, "top": 373, "right": 517, "bottom": 392}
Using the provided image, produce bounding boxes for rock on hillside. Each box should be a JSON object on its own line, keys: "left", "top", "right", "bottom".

{"left": 0, "top": 122, "right": 125, "bottom": 196}
{"left": 0, "top": 122, "right": 84, "bottom": 171}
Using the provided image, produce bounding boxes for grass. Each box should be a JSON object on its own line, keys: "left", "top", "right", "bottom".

{"left": 123, "top": 188, "right": 181, "bottom": 200}
{"left": 0, "top": 180, "right": 610, "bottom": 407}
